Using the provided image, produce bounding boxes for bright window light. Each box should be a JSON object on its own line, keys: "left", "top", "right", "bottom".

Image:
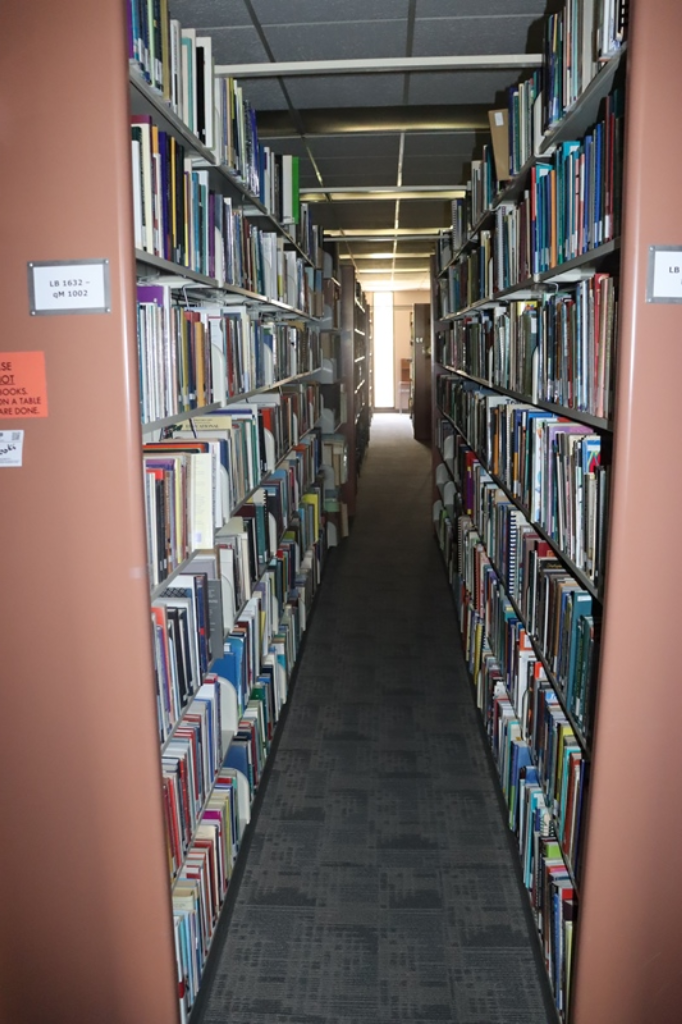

{"left": 373, "top": 291, "right": 394, "bottom": 408}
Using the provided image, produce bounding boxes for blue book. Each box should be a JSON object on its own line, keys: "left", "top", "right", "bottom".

{"left": 223, "top": 740, "right": 250, "bottom": 780}
{"left": 566, "top": 592, "right": 592, "bottom": 707}
{"left": 213, "top": 636, "right": 246, "bottom": 714}
{"left": 509, "top": 741, "right": 533, "bottom": 830}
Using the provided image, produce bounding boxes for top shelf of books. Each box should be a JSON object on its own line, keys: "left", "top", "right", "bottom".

{"left": 127, "top": 4, "right": 319, "bottom": 269}
{"left": 437, "top": 15, "right": 627, "bottom": 278}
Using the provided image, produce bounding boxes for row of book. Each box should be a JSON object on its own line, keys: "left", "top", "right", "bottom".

{"left": 437, "top": 150, "right": 498, "bottom": 274}
{"left": 437, "top": 375, "right": 609, "bottom": 587}
{"left": 127, "top": 2, "right": 321, "bottom": 258}
{"left": 437, "top": 95, "right": 623, "bottom": 319}
{"left": 163, "top": 681, "right": 224, "bottom": 879}
{"left": 438, "top": 89, "right": 623, "bottom": 302}
{"left": 434, "top": 469, "right": 581, "bottom": 1017}
{"left": 151, "top": 431, "right": 323, "bottom": 737}
{"left": 143, "top": 392, "right": 321, "bottom": 588}
{"left": 438, "top": 234, "right": 492, "bottom": 317}
{"left": 173, "top": 767, "right": 240, "bottom": 1021}
{"left": 137, "top": 288, "right": 321, "bottom": 426}
{"left": 450, "top": 448, "right": 597, "bottom": 733}
{"left": 437, "top": 273, "right": 617, "bottom": 421}
{"left": 489, "top": 682, "right": 579, "bottom": 1017}
{"left": 167, "top": 488, "right": 326, "bottom": 1020}
{"left": 455, "top": 522, "right": 581, "bottom": 1019}
{"left": 532, "top": 90, "right": 624, "bottom": 272}
{"left": 470, "top": 146, "right": 497, "bottom": 231}
{"left": 131, "top": 116, "right": 322, "bottom": 304}
{"left": 172, "top": 516, "right": 325, "bottom": 1021}
{"left": 436, "top": 422, "right": 598, "bottom": 737}
{"left": 453, "top": 513, "right": 587, "bottom": 877}
{"left": 545, "top": 0, "right": 628, "bottom": 129}
{"left": 508, "top": 71, "right": 543, "bottom": 177}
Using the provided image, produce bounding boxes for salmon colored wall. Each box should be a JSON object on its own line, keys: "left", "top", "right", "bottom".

{"left": 573, "top": 0, "right": 682, "bottom": 1020}
{"left": 0, "top": 2, "right": 179, "bottom": 1021}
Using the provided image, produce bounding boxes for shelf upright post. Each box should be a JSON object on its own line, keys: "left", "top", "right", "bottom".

{"left": 572, "top": 1, "right": 682, "bottom": 1021}
{"left": 340, "top": 264, "right": 359, "bottom": 516}
{"left": 0, "top": 2, "right": 179, "bottom": 1022}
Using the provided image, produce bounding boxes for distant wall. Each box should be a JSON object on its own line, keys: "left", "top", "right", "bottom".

{"left": 367, "top": 289, "right": 430, "bottom": 409}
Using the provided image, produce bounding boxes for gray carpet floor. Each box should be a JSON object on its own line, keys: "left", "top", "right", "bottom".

{"left": 197, "top": 412, "right": 556, "bottom": 1024}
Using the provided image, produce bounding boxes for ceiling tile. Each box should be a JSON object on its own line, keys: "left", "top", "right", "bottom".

{"left": 407, "top": 70, "right": 520, "bottom": 106}
{"left": 416, "top": 0, "right": 546, "bottom": 16}
{"left": 206, "top": 26, "right": 270, "bottom": 64}
{"left": 413, "top": 15, "right": 544, "bottom": 56}
{"left": 308, "top": 135, "right": 402, "bottom": 161}
{"left": 167, "top": 0, "right": 254, "bottom": 28}
{"left": 313, "top": 201, "right": 397, "bottom": 229}
{"left": 241, "top": 79, "right": 290, "bottom": 111}
{"left": 401, "top": 156, "right": 470, "bottom": 187}
{"left": 262, "top": 20, "right": 409, "bottom": 62}
{"left": 398, "top": 199, "right": 451, "bottom": 229}
{"left": 284, "top": 74, "right": 405, "bottom": 110}
{"left": 252, "top": 0, "right": 410, "bottom": 24}
{"left": 403, "top": 131, "right": 481, "bottom": 157}
{"left": 313, "top": 158, "right": 401, "bottom": 188}
{"left": 259, "top": 137, "right": 310, "bottom": 158}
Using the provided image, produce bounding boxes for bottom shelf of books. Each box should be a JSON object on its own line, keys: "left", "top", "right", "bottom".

{"left": 432, "top": 399, "right": 598, "bottom": 1022}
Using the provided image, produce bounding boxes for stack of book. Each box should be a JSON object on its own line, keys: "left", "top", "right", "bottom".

{"left": 507, "top": 70, "right": 543, "bottom": 175}
{"left": 533, "top": 92, "right": 624, "bottom": 272}
{"left": 437, "top": 375, "right": 609, "bottom": 588}
{"left": 131, "top": 119, "right": 322, "bottom": 310}
{"left": 127, "top": 1, "right": 322, "bottom": 259}
{"left": 470, "top": 145, "right": 497, "bottom": 226}
{"left": 437, "top": 271, "right": 617, "bottom": 422}
{"left": 545, "top": 0, "right": 627, "bottom": 128}
{"left": 136, "top": 287, "right": 322, "bottom": 426}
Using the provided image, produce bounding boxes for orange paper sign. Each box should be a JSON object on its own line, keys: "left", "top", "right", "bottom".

{"left": 0, "top": 352, "right": 48, "bottom": 418}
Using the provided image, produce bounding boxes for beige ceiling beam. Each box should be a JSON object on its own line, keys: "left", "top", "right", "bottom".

{"left": 215, "top": 54, "right": 542, "bottom": 78}
{"left": 300, "top": 185, "right": 468, "bottom": 199}
{"left": 325, "top": 230, "right": 440, "bottom": 241}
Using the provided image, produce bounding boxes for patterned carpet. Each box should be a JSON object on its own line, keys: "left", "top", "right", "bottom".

{"left": 195, "top": 413, "right": 555, "bottom": 1024}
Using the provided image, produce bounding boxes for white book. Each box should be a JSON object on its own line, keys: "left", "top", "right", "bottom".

{"left": 208, "top": 314, "right": 227, "bottom": 407}
{"left": 132, "top": 120, "right": 154, "bottom": 254}
{"left": 214, "top": 76, "right": 224, "bottom": 166}
{"left": 282, "top": 154, "right": 293, "bottom": 223}
{"left": 581, "top": 0, "right": 597, "bottom": 93}
{"left": 131, "top": 140, "right": 143, "bottom": 250}
{"left": 285, "top": 250, "right": 298, "bottom": 308}
{"left": 188, "top": 451, "right": 215, "bottom": 550}
{"left": 216, "top": 544, "right": 237, "bottom": 631}
{"left": 180, "top": 28, "right": 197, "bottom": 134}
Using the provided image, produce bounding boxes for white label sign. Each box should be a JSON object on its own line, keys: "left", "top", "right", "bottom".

{"left": 647, "top": 247, "right": 682, "bottom": 303}
{"left": 0, "top": 430, "right": 24, "bottom": 467}
{"left": 28, "top": 260, "right": 110, "bottom": 315}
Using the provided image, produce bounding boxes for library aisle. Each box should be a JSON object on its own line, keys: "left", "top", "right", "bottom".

{"left": 195, "top": 413, "right": 555, "bottom": 1024}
